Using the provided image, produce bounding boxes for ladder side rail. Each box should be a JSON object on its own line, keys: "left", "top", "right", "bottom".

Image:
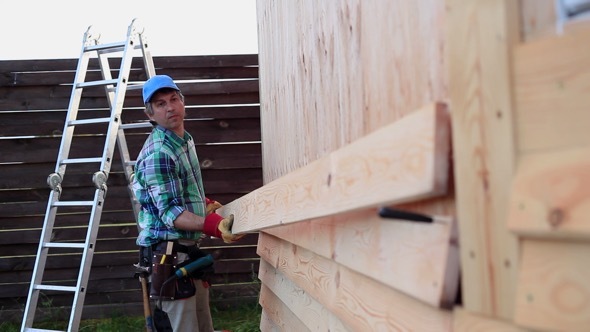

{"left": 122, "top": 24, "right": 158, "bottom": 223}
{"left": 20, "top": 191, "right": 60, "bottom": 330}
{"left": 138, "top": 28, "right": 157, "bottom": 78}
{"left": 117, "top": 128, "right": 142, "bottom": 222}
{"left": 61, "top": 41, "right": 118, "bottom": 332}
{"left": 97, "top": 26, "right": 140, "bottom": 176}
{"left": 54, "top": 51, "right": 95, "bottom": 178}
{"left": 67, "top": 188, "right": 107, "bottom": 332}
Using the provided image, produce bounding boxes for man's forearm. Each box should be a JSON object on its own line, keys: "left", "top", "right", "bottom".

{"left": 173, "top": 210, "right": 205, "bottom": 231}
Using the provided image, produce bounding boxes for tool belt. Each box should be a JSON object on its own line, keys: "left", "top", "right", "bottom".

{"left": 139, "top": 240, "right": 213, "bottom": 301}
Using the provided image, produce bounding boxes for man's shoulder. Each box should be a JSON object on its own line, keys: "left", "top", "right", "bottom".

{"left": 140, "top": 131, "right": 179, "bottom": 158}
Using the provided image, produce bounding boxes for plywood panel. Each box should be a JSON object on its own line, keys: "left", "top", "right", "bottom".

{"left": 257, "top": 232, "right": 453, "bottom": 331}
{"left": 223, "top": 103, "right": 451, "bottom": 233}
{"left": 264, "top": 207, "right": 459, "bottom": 308}
{"left": 513, "top": 20, "right": 590, "bottom": 153}
{"left": 514, "top": 239, "right": 590, "bottom": 331}
{"left": 447, "top": 0, "right": 520, "bottom": 319}
{"left": 507, "top": 147, "right": 590, "bottom": 239}
{"left": 256, "top": 0, "right": 447, "bottom": 182}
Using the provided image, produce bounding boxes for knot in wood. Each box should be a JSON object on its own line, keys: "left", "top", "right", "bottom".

{"left": 201, "top": 159, "right": 213, "bottom": 168}
{"left": 548, "top": 208, "right": 564, "bottom": 227}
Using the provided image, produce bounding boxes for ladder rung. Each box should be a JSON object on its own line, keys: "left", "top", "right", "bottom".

{"left": 120, "top": 122, "right": 152, "bottom": 130}
{"left": 24, "top": 327, "right": 65, "bottom": 332}
{"left": 126, "top": 83, "right": 144, "bottom": 91}
{"left": 53, "top": 201, "right": 94, "bottom": 207}
{"left": 34, "top": 284, "right": 77, "bottom": 292}
{"left": 44, "top": 242, "right": 86, "bottom": 249}
{"left": 77, "top": 79, "right": 118, "bottom": 88}
{"left": 84, "top": 41, "right": 127, "bottom": 52}
{"left": 61, "top": 157, "right": 102, "bottom": 164}
{"left": 125, "top": 161, "right": 137, "bottom": 167}
{"left": 69, "top": 117, "right": 111, "bottom": 126}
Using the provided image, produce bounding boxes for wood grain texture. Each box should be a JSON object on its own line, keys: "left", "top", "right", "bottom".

{"left": 256, "top": 0, "right": 448, "bottom": 183}
{"left": 453, "top": 307, "right": 530, "bottom": 332}
{"left": 514, "top": 20, "right": 590, "bottom": 153}
{"left": 257, "top": 232, "right": 453, "bottom": 331}
{"left": 447, "top": 0, "right": 520, "bottom": 319}
{"left": 507, "top": 147, "right": 590, "bottom": 239}
{"left": 260, "top": 310, "right": 281, "bottom": 332}
{"left": 519, "top": 0, "right": 557, "bottom": 42}
{"left": 514, "top": 239, "right": 590, "bottom": 331}
{"left": 222, "top": 102, "right": 451, "bottom": 233}
{"left": 259, "top": 284, "right": 310, "bottom": 332}
{"left": 263, "top": 208, "right": 459, "bottom": 308}
{"left": 259, "top": 259, "right": 351, "bottom": 331}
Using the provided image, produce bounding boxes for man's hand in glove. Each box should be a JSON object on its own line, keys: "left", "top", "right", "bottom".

{"left": 217, "top": 214, "right": 245, "bottom": 243}
{"left": 205, "top": 198, "right": 222, "bottom": 215}
{"left": 203, "top": 213, "right": 245, "bottom": 244}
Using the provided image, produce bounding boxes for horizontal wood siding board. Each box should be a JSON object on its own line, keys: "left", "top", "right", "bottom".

{"left": 259, "top": 284, "right": 311, "bottom": 332}
{"left": 258, "top": 259, "right": 350, "bottom": 331}
{"left": 514, "top": 239, "right": 590, "bottom": 331}
{"left": 224, "top": 102, "right": 451, "bottom": 233}
{"left": 454, "top": 307, "right": 530, "bottom": 332}
{"left": 513, "top": 21, "right": 590, "bottom": 153}
{"left": 257, "top": 233, "right": 453, "bottom": 331}
{"left": 507, "top": 147, "right": 590, "bottom": 239}
{"left": 264, "top": 207, "right": 460, "bottom": 307}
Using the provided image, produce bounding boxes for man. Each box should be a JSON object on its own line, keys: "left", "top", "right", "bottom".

{"left": 133, "top": 75, "right": 244, "bottom": 331}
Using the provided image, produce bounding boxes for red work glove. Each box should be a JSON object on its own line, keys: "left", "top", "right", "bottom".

{"left": 202, "top": 213, "right": 245, "bottom": 244}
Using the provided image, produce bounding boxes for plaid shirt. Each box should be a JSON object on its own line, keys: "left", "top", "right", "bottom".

{"left": 133, "top": 125, "right": 207, "bottom": 246}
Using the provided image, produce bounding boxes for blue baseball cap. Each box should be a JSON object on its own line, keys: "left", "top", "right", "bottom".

{"left": 142, "top": 75, "right": 180, "bottom": 104}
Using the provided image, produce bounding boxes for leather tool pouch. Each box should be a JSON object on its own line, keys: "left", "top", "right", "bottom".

{"left": 150, "top": 252, "right": 176, "bottom": 300}
{"left": 149, "top": 241, "right": 196, "bottom": 301}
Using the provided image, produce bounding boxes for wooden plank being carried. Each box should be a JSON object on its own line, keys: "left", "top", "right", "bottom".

{"left": 507, "top": 147, "right": 590, "bottom": 239}
{"left": 257, "top": 232, "right": 452, "bottom": 331}
{"left": 222, "top": 102, "right": 450, "bottom": 233}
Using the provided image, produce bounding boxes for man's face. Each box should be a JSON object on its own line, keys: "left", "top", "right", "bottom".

{"left": 148, "top": 90, "right": 186, "bottom": 136}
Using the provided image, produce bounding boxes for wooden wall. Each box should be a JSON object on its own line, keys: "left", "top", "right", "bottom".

{"left": 222, "top": 0, "right": 590, "bottom": 331}
{"left": 0, "top": 54, "right": 263, "bottom": 321}
{"left": 230, "top": 0, "right": 458, "bottom": 331}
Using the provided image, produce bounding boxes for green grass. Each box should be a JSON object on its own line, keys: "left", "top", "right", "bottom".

{"left": 0, "top": 303, "right": 262, "bottom": 332}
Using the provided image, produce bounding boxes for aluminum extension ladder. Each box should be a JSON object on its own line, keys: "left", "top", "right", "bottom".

{"left": 21, "top": 18, "right": 154, "bottom": 332}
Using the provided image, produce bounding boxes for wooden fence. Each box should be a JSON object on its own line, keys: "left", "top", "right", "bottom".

{"left": 0, "top": 54, "right": 262, "bottom": 322}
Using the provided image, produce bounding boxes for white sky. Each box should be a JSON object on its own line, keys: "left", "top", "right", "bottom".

{"left": 0, "top": 0, "right": 258, "bottom": 60}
